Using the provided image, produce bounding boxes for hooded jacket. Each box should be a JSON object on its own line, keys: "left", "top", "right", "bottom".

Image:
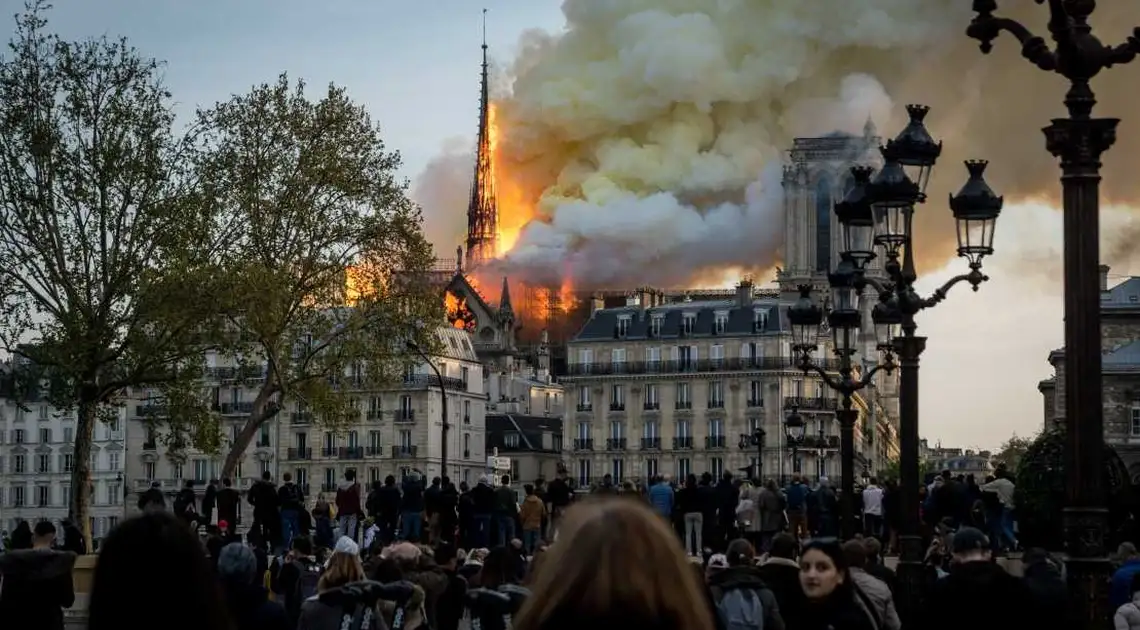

{"left": 337, "top": 480, "right": 362, "bottom": 516}
{"left": 706, "top": 565, "right": 785, "bottom": 630}
{"left": 849, "top": 568, "right": 900, "bottom": 630}
{"left": 924, "top": 559, "right": 1036, "bottom": 630}
{"left": 0, "top": 548, "right": 77, "bottom": 630}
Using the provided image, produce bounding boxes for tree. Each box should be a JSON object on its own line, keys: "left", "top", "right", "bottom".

{"left": 0, "top": 2, "right": 219, "bottom": 548}
{"left": 185, "top": 74, "right": 439, "bottom": 478}
{"left": 991, "top": 434, "right": 1033, "bottom": 472}
{"left": 878, "top": 457, "right": 932, "bottom": 483}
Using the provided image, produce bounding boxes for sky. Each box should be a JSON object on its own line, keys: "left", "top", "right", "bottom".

{"left": 7, "top": 0, "right": 1102, "bottom": 451}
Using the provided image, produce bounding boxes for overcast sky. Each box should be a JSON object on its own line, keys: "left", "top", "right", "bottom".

{"left": 6, "top": 0, "right": 1096, "bottom": 451}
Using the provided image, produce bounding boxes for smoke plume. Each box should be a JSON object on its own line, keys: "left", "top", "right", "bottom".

{"left": 411, "top": 137, "right": 472, "bottom": 260}
{"left": 421, "top": 0, "right": 1140, "bottom": 288}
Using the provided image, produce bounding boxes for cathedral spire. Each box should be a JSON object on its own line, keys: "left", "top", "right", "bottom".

{"left": 498, "top": 276, "right": 513, "bottom": 315}
{"left": 465, "top": 8, "right": 499, "bottom": 270}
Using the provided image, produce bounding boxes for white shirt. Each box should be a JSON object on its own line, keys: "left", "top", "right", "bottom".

{"left": 862, "top": 485, "right": 884, "bottom": 516}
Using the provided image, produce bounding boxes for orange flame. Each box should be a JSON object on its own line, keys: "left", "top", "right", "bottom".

{"left": 488, "top": 102, "right": 535, "bottom": 255}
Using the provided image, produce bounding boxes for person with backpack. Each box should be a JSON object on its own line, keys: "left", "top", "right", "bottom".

{"left": 336, "top": 469, "right": 363, "bottom": 542}
{"left": 706, "top": 538, "right": 785, "bottom": 630}
{"left": 272, "top": 535, "right": 323, "bottom": 627}
{"left": 278, "top": 472, "right": 307, "bottom": 552}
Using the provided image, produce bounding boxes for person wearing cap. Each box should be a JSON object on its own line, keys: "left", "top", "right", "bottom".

{"left": 922, "top": 526, "right": 1036, "bottom": 630}
{"left": 216, "top": 542, "right": 289, "bottom": 630}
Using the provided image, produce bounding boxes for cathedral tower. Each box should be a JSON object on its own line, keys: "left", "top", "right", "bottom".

{"left": 465, "top": 9, "right": 499, "bottom": 270}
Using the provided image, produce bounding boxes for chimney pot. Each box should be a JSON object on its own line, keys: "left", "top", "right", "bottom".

{"left": 1100, "top": 264, "right": 1111, "bottom": 292}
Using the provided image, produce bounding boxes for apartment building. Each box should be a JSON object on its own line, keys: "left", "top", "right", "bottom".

{"left": 0, "top": 392, "right": 127, "bottom": 544}
{"left": 277, "top": 326, "right": 489, "bottom": 493}
{"left": 561, "top": 281, "right": 888, "bottom": 487}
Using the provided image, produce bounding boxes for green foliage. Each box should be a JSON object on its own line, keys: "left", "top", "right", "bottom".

{"left": 992, "top": 434, "right": 1034, "bottom": 472}
{"left": 878, "top": 457, "right": 932, "bottom": 482}
{"left": 184, "top": 74, "right": 441, "bottom": 475}
{"left": 0, "top": 2, "right": 221, "bottom": 548}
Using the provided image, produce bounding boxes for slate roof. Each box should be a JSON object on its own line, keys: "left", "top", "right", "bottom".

{"left": 486, "top": 413, "right": 562, "bottom": 453}
{"left": 1102, "top": 277, "right": 1140, "bottom": 311}
{"left": 1104, "top": 340, "right": 1140, "bottom": 371}
{"left": 571, "top": 298, "right": 786, "bottom": 342}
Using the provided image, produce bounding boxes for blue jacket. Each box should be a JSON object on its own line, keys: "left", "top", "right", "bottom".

{"left": 1110, "top": 560, "right": 1140, "bottom": 609}
{"left": 785, "top": 482, "right": 807, "bottom": 510}
{"left": 649, "top": 483, "right": 673, "bottom": 517}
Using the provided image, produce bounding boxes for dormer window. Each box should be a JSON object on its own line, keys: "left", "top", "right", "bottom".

{"left": 650, "top": 314, "right": 663, "bottom": 337}
{"left": 616, "top": 315, "right": 631, "bottom": 338}
{"left": 682, "top": 313, "right": 696, "bottom": 335}
{"left": 753, "top": 308, "right": 768, "bottom": 332}
{"left": 714, "top": 311, "right": 728, "bottom": 335}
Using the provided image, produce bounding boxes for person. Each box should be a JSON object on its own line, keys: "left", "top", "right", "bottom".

{"left": 1114, "top": 543, "right": 1140, "bottom": 609}
{"left": 278, "top": 472, "right": 306, "bottom": 551}
{"left": 861, "top": 478, "right": 884, "bottom": 540}
{"left": 297, "top": 536, "right": 385, "bottom": 630}
{"left": 1115, "top": 572, "right": 1140, "bottom": 630}
{"left": 336, "top": 469, "right": 363, "bottom": 542}
{"left": 841, "top": 540, "right": 899, "bottom": 630}
{"left": 706, "top": 538, "right": 785, "bottom": 630}
{"left": 649, "top": 474, "right": 675, "bottom": 521}
{"left": 217, "top": 542, "right": 290, "bottom": 630}
{"left": 433, "top": 541, "right": 468, "bottom": 630}
{"left": 798, "top": 539, "right": 881, "bottom": 630}
{"left": 519, "top": 483, "right": 546, "bottom": 554}
{"left": 495, "top": 474, "right": 519, "bottom": 546}
{"left": 678, "top": 474, "right": 703, "bottom": 556}
{"left": 272, "top": 535, "right": 324, "bottom": 626}
{"left": 7, "top": 519, "right": 31, "bottom": 550}
{"left": 249, "top": 471, "right": 281, "bottom": 551}
{"left": 0, "top": 520, "right": 76, "bottom": 630}
{"left": 401, "top": 473, "right": 426, "bottom": 542}
{"left": 87, "top": 511, "right": 231, "bottom": 630}
{"left": 756, "top": 532, "right": 806, "bottom": 629}
{"left": 137, "top": 480, "right": 166, "bottom": 511}
{"left": 923, "top": 527, "right": 1035, "bottom": 630}
{"left": 513, "top": 498, "right": 716, "bottom": 630}
{"left": 217, "top": 477, "right": 242, "bottom": 528}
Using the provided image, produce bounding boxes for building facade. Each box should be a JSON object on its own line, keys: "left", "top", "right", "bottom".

{"left": 485, "top": 413, "right": 564, "bottom": 484}
{"left": 560, "top": 281, "right": 886, "bottom": 487}
{"left": 1039, "top": 265, "right": 1140, "bottom": 482}
{"left": 0, "top": 389, "right": 127, "bottom": 544}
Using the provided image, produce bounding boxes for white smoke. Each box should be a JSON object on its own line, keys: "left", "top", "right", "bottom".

{"left": 411, "top": 137, "right": 472, "bottom": 259}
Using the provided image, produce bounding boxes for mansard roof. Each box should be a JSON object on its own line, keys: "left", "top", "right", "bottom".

{"left": 572, "top": 298, "right": 787, "bottom": 342}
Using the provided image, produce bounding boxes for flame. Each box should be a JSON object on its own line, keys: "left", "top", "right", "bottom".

{"left": 489, "top": 101, "right": 535, "bottom": 254}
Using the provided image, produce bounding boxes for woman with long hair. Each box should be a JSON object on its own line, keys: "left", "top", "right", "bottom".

{"left": 514, "top": 497, "right": 715, "bottom": 630}
{"left": 297, "top": 537, "right": 390, "bottom": 630}
{"left": 798, "top": 539, "right": 880, "bottom": 630}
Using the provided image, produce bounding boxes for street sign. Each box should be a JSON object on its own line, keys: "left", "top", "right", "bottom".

{"left": 487, "top": 456, "right": 510, "bottom": 470}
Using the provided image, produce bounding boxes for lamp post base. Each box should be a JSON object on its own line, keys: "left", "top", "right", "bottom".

{"left": 896, "top": 533, "right": 926, "bottom": 624}
{"left": 1063, "top": 506, "right": 1112, "bottom": 629}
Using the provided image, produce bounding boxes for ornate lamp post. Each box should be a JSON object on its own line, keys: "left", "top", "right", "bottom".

{"left": 738, "top": 427, "right": 766, "bottom": 481}
{"left": 967, "top": 4, "right": 1140, "bottom": 624}
{"left": 785, "top": 407, "right": 806, "bottom": 475}
{"left": 788, "top": 104, "right": 1003, "bottom": 604}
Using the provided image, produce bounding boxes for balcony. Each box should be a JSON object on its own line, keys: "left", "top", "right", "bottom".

{"left": 785, "top": 396, "right": 839, "bottom": 412}
{"left": 705, "top": 435, "right": 727, "bottom": 449}
{"left": 640, "top": 437, "right": 661, "bottom": 450}
{"left": 747, "top": 398, "right": 764, "bottom": 408}
{"left": 609, "top": 403, "right": 626, "bottom": 412}
{"left": 643, "top": 402, "right": 660, "bottom": 411}
{"left": 339, "top": 446, "right": 365, "bottom": 460}
{"left": 142, "top": 440, "right": 157, "bottom": 451}
{"left": 402, "top": 374, "right": 466, "bottom": 392}
{"left": 463, "top": 415, "right": 471, "bottom": 425}
{"left": 573, "top": 438, "right": 594, "bottom": 451}
{"left": 287, "top": 447, "right": 312, "bottom": 460}
{"left": 395, "top": 409, "right": 416, "bottom": 423}
{"left": 564, "top": 356, "right": 842, "bottom": 377}
{"left": 576, "top": 404, "right": 593, "bottom": 412}
{"left": 366, "top": 446, "right": 383, "bottom": 456}
{"left": 291, "top": 411, "right": 313, "bottom": 424}
{"left": 205, "top": 365, "right": 266, "bottom": 381}
{"left": 675, "top": 401, "right": 692, "bottom": 410}
{"left": 366, "top": 409, "right": 383, "bottom": 421}
{"left": 606, "top": 437, "right": 628, "bottom": 450}
{"left": 800, "top": 435, "right": 841, "bottom": 449}
{"left": 220, "top": 401, "right": 255, "bottom": 415}
{"left": 256, "top": 439, "right": 272, "bottom": 448}
{"left": 321, "top": 447, "right": 338, "bottom": 457}
{"left": 392, "top": 445, "right": 417, "bottom": 458}
{"left": 321, "top": 482, "right": 337, "bottom": 493}
{"left": 673, "top": 436, "right": 694, "bottom": 450}
{"left": 134, "top": 404, "right": 167, "bottom": 418}
{"left": 708, "top": 400, "right": 725, "bottom": 409}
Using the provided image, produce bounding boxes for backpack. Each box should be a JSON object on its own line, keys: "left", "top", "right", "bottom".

{"left": 291, "top": 559, "right": 322, "bottom": 605}
{"left": 710, "top": 585, "right": 765, "bottom": 630}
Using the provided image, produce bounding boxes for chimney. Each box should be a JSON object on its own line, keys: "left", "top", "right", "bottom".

{"left": 591, "top": 293, "right": 605, "bottom": 314}
{"left": 1100, "top": 264, "right": 1110, "bottom": 292}
{"left": 736, "top": 278, "right": 754, "bottom": 308}
{"left": 636, "top": 286, "right": 651, "bottom": 308}
{"left": 625, "top": 294, "right": 641, "bottom": 307}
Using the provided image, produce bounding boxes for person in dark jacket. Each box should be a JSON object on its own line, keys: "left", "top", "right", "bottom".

{"left": 1021, "top": 547, "right": 1071, "bottom": 627}
{"left": 714, "top": 472, "right": 739, "bottom": 551}
{"left": 469, "top": 476, "right": 497, "bottom": 548}
{"left": 374, "top": 476, "right": 402, "bottom": 545}
{"left": 60, "top": 519, "right": 86, "bottom": 555}
{"left": 433, "top": 541, "right": 468, "bottom": 630}
{"left": 248, "top": 471, "right": 280, "bottom": 552}
{"left": 277, "top": 472, "right": 306, "bottom": 551}
{"left": 217, "top": 542, "right": 290, "bottom": 630}
{"left": 217, "top": 477, "right": 242, "bottom": 527}
{"left": 698, "top": 472, "right": 718, "bottom": 553}
{"left": 401, "top": 473, "right": 426, "bottom": 542}
{"left": 202, "top": 479, "right": 218, "bottom": 525}
{"left": 755, "top": 532, "right": 806, "bottom": 629}
{"left": 137, "top": 480, "right": 166, "bottom": 511}
{"left": 545, "top": 472, "right": 572, "bottom": 539}
{"left": 676, "top": 474, "right": 702, "bottom": 555}
{"left": 438, "top": 476, "right": 460, "bottom": 545}
{"left": 924, "top": 527, "right": 1037, "bottom": 630}
{"left": 707, "top": 538, "right": 786, "bottom": 630}
{"left": 0, "top": 520, "right": 76, "bottom": 630}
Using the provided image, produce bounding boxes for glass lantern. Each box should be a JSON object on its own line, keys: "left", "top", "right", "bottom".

{"left": 949, "top": 159, "right": 1004, "bottom": 266}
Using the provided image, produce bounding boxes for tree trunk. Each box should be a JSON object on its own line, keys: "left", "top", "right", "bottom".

{"left": 70, "top": 398, "right": 97, "bottom": 553}
{"left": 220, "top": 384, "right": 279, "bottom": 480}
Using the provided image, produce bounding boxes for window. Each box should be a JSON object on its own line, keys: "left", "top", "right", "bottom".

{"left": 369, "top": 430, "right": 382, "bottom": 451}
{"left": 258, "top": 425, "right": 271, "bottom": 447}
{"left": 576, "top": 422, "right": 590, "bottom": 441}
{"left": 324, "top": 467, "right": 336, "bottom": 490}
{"left": 12, "top": 454, "right": 24, "bottom": 474}
{"left": 610, "top": 384, "right": 625, "bottom": 410}
{"left": 682, "top": 313, "right": 696, "bottom": 335}
{"left": 676, "top": 382, "right": 691, "bottom": 408}
{"left": 13, "top": 429, "right": 24, "bottom": 444}
{"left": 347, "top": 431, "right": 359, "bottom": 449}
{"left": 106, "top": 418, "right": 121, "bottom": 437}
{"left": 714, "top": 312, "right": 728, "bottom": 334}
{"left": 577, "top": 387, "right": 592, "bottom": 411}
{"left": 710, "top": 457, "right": 724, "bottom": 479}
{"left": 677, "top": 458, "right": 691, "bottom": 479}
{"left": 324, "top": 432, "right": 336, "bottom": 452}
{"left": 399, "top": 395, "right": 413, "bottom": 417}
{"left": 510, "top": 460, "right": 520, "bottom": 483}
{"left": 577, "top": 459, "right": 592, "bottom": 487}
{"left": 109, "top": 452, "right": 120, "bottom": 471}
{"left": 650, "top": 315, "right": 663, "bottom": 337}
{"left": 62, "top": 454, "right": 74, "bottom": 473}
{"left": 193, "top": 459, "right": 208, "bottom": 482}
{"left": 1131, "top": 404, "right": 1139, "bottom": 436}
{"left": 464, "top": 433, "right": 471, "bottom": 455}
{"left": 676, "top": 419, "right": 691, "bottom": 438}
{"left": 62, "top": 484, "right": 71, "bottom": 508}
{"left": 646, "top": 458, "right": 658, "bottom": 479}
{"left": 63, "top": 427, "right": 73, "bottom": 443}
{"left": 295, "top": 468, "right": 308, "bottom": 489}
{"left": 749, "top": 381, "right": 764, "bottom": 406}
{"left": 39, "top": 428, "right": 51, "bottom": 443}
{"left": 818, "top": 453, "right": 827, "bottom": 478}
{"left": 144, "top": 461, "right": 156, "bottom": 480}
{"left": 260, "top": 460, "right": 272, "bottom": 475}
{"left": 609, "top": 420, "right": 624, "bottom": 440}
{"left": 643, "top": 420, "right": 658, "bottom": 439}
{"left": 793, "top": 380, "right": 804, "bottom": 397}
{"left": 38, "top": 406, "right": 49, "bottom": 421}
{"left": 108, "top": 482, "right": 121, "bottom": 505}
{"left": 11, "top": 485, "right": 24, "bottom": 507}
{"left": 295, "top": 431, "right": 308, "bottom": 450}
{"left": 369, "top": 467, "right": 381, "bottom": 483}
{"left": 504, "top": 432, "right": 520, "bottom": 448}
{"left": 578, "top": 348, "right": 594, "bottom": 373}
{"left": 464, "top": 399, "right": 472, "bottom": 422}
{"left": 644, "top": 383, "right": 659, "bottom": 409}
{"left": 611, "top": 348, "right": 627, "bottom": 373}
{"left": 173, "top": 462, "right": 184, "bottom": 480}
{"left": 646, "top": 346, "right": 661, "bottom": 368}
{"left": 709, "top": 344, "right": 724, "bottom": 366}
{"left": 753, "top": 309, "right": 768, "bottom": 331}
{"left": 676, "top": 345, "right": 697, "bottom": 370}
{"left": 399, "top": 430, "right": 412, "bottom": 448}
{"left": 708, "top": 381, "right": 724, "bottom": 408}
{"left": 708, "top": 418, "right": 724, "bottom": 438}
{"left": 612, "top": 459, "right": 625, "bottom": 482}
{"left": 36, "top": 454, "right": 50, "bottom": 473}
{"left": 617, "top": 315, "right": 631, "bottom": 338}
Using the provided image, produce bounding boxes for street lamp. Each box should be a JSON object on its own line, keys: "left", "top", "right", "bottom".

{"left": 788, "top": 105, "right": 1004, "bottom": 562}
{"left": 784, "top": 407, "right": 805, "bottom": 474}
{"left": 738, "top": 426, "right": 765, "bottom": 481}
{"left": 406, "top": 339, "right": 450, "bottom": 477}
{"left": 967, "top": 6, "right": 1139, "bottom": 625}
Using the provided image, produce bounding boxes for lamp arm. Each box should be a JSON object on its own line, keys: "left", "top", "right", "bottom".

{"left": 858, "top": 361, "right": 894, "bottom": 386}
{"left": 921, "top": 266, "right": 989, "bottom": 309}
{"left": 966, "top": 10, "right": 1056, "bottom": 71}
{"left": 860, "top": 275, "right": 891, "bottom": 294}
{"left": 1105, "top": 30, "right": 1140, "bottom": 67}
{"left": 799, "top": 361, "right": 845, "bottom": 393}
